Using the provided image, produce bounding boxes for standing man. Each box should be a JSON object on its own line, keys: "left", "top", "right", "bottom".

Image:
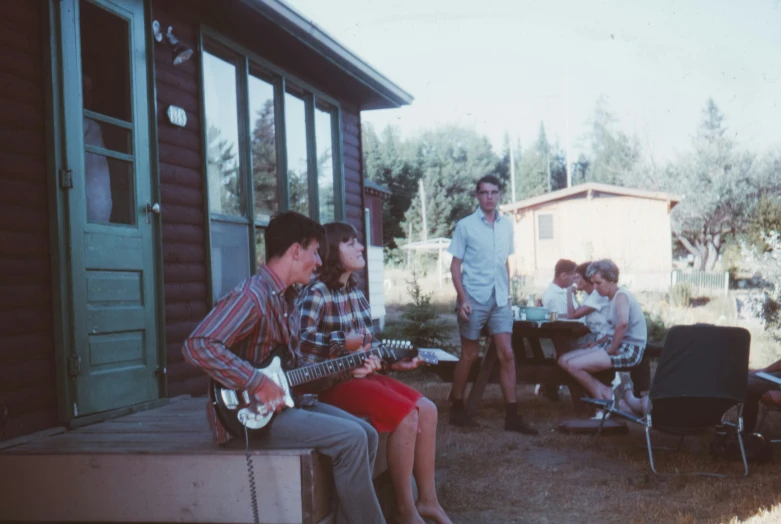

{"left": 183, "top": 211, "right": 386, "bottom": 524}
{"left": 448, "top": 175, "right": 538, "bottom": 435}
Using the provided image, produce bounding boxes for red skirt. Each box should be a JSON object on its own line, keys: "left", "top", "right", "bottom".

{"left": 319, "top": 373, "right": 423, "bottom": 432}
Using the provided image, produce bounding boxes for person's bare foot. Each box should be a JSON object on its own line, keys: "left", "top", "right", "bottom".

{"left": 416, "top": 500, "right": 453, "bottom": 524}
{"left": 620, "top": 390, "right": 649, "bottom": 416}
{"left": 394, "top": 505, "right": 426, "bottom": 524}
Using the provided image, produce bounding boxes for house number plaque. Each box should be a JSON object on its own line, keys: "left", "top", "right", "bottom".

{"left": 167, "top": 105, "right": 187, "bottom": 127}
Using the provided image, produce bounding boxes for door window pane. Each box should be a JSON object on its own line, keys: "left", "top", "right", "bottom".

{"left": 80, "top": 0, "right": 134, "bottom": 225}
{"left": 284, "top": 92, "right": 309, "bottom": 216}
{"left": 249, "top": 74, "right": 277, "bottom": 224}
{"left": 203, "top": 51, "right": 244, "bottom": 217}
{"left": 80, "top": 0, "right": 131, "bottom": 122}
{"left": 315, "top": 106, "right": 335, "bottom": 223}
{"left": 210, "top": 220, "right": 250, "bottom": 301}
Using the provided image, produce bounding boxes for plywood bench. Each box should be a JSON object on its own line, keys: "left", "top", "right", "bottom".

{"left": 0, "top": 397, "right": 394, "bottom": 524}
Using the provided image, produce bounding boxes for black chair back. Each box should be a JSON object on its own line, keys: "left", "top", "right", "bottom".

{"left": 650, "top": 324, "right": 750, "bottom": 434}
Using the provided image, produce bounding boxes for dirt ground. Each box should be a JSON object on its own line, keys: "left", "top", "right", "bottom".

{"left": 381, "top": 301, "right": 781, "bottom": 523}
{"left": 396, "top": 373, "right": 781, "bottom": 524}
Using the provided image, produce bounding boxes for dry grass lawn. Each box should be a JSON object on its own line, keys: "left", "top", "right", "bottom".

{"left": 381, "top": 293, "right": 781, "bottom": 523}
{"left": 398, "top": 373, "right": 781, "bottom": 524}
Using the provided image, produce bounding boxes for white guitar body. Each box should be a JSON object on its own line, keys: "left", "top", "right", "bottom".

{"left": 211, "top": 340, "right": 435, "bottom": 437}
{"left": 217, "top": 355, "right": 295, "bottom": 430}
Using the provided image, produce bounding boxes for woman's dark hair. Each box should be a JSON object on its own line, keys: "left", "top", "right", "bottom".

{"left": 319, "top": 222, "right": 360, "bottom": 290}
{"left": 575, "top": 261, "right": 593, "bottom": 280}
{"left": 265, "top": 211, "right": 325, "bottom": 260}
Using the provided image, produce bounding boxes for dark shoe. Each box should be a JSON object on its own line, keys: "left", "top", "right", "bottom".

{"left": 450, "top": 408, "right": 481, "bottom": 428}
{"left": 505, "top": 417, "right": 539, "bottom": 435}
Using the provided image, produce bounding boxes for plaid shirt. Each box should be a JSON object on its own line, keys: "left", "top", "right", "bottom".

{"left": 298, "top": 280, "right": 373, "bottom": 387}
{"left": 182, "top": 265, "right": 300, "bottom": 443}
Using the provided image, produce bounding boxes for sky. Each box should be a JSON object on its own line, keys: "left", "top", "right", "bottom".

{"left": 287, "top": 0, "right": 781, "bottom": 162}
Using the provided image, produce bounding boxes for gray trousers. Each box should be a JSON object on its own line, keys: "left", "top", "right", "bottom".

{"left": 244, "top": 402, "right": 385, "bottom": 524}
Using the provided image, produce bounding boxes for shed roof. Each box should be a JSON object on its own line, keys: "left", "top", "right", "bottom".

{"left": 500, "top": 182, "right": 681, "bottom": 214}
{"left": 244, "top": 0, "right": 413, "bottom": 109}
{"left": 364, "top": 179, "right": 392, "bottom": 196}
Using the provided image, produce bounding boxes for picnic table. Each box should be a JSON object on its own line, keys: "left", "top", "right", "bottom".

{"left": 464, "top": 320, "right": 593, "bottom": 415}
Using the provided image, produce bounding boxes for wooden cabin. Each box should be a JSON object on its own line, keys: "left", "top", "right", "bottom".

{"left": 0, "top": 1, "right": 411, "bottom": 521}
{"left": 501, "top": 182, "right": 680, "bottom": 291}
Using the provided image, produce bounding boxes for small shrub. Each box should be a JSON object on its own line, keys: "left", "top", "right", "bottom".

{"left": 645, "top": 310, "right": 669, "bottom": 345}
{"left": 669, "top": 283, "right": 693, "bottom": 307}
{"left": 379, "top": 268, "right": 452, "bottom": 350}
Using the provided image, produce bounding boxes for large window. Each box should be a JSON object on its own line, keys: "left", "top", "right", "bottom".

{"left": 201, "top": 36, "right": 344, "bottom": 301}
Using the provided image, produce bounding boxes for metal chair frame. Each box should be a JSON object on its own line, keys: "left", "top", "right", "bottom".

{"left": 585, "top": 398, "right": 749, "bottom": 477}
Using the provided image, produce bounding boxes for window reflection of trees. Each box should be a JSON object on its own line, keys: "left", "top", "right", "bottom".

{"left": 206, "top": 124, "right": 242, "bottom": 216}
{"left": 285, "top": 92, "right": 309, "bottom": 216}
{"left": 251, "top": 98, "right": 277, "bottom": 223}
{"left": 316, "top": 107, "right": 334, "bottom": 223}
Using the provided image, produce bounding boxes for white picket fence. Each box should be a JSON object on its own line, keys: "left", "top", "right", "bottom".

{"left": 671, "top": 269, "right": 730, "bottom": 296}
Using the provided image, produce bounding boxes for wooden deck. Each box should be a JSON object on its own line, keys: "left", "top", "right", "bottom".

{"left": 0, "top": 397, "right": 335, "bottom": 523}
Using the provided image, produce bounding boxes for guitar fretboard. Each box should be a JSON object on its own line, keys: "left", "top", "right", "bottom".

{"left": 286, "top": 344, "right": 415, "bottom": 387}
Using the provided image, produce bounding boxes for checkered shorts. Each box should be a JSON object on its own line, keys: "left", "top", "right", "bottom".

{"left": 597, "top": 338, "right": 645, "bottom": 369}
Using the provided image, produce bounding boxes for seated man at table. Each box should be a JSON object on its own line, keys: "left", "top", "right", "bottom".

{"left": 542, "top": 259, "right": 578, "bottom": 318}
{"left": 538, "top": 259, "right": 578, "bottom": 399}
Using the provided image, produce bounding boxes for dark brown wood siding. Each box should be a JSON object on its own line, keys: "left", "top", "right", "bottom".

{"left": 0, "top": 1, "right": 57, "bottom": 441}
{"left": 152, "top": 3, "right": 210, "bottom": 397}
{"left": 341, "top": 106, "right": 368, "bottom": 290}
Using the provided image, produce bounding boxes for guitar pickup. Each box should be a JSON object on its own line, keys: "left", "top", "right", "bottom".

{"left": 220, "top": 389, "right": 240, "bottom": 410}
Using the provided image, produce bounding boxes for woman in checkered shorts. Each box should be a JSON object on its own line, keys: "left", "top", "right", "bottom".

{"left": 558, "top": 259, "right": 647, "bottom": 410}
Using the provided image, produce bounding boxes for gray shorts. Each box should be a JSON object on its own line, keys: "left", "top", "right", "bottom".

{"left": 457, "top": 290, "right": 513, "bottom": 340}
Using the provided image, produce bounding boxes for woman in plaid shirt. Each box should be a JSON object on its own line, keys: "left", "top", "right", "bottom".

{"left": 299, "top": 222, "right": 451, "bottom": 524}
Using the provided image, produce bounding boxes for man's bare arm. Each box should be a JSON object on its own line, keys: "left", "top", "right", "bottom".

{"left": 451, "top": 257, "right": 466, "bottom": 301}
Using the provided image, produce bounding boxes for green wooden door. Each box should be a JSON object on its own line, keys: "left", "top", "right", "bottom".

{"left": 60, "top": 0, "right": 161, "bottom": 417}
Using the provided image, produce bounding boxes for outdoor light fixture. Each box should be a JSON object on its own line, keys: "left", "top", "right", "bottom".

{"left": 152, "top": 20, "right": 193, "bottom": 66}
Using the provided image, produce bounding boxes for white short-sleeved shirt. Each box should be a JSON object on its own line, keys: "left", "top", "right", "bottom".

{"left": 541, "top": 283, "right": 578, "bottom": 316}
{"left": 448, "top": 208, "right": 514, "bottom": 307}
{"left": 582, "top": 290, "right": 611, "bottom": 337}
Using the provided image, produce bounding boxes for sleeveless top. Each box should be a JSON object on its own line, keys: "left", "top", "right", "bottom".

{"left": 606, "top": 287, "right": 647, "bottom": 347}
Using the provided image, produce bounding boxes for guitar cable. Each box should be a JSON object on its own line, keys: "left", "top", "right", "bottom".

{"left": 244, "top": 425, "right": 260, "bottom": 524}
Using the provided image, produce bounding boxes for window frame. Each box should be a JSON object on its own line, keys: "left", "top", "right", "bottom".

{"left": 199, "top": 27, "right": 346, "bottom": 302}
{"left": 537, "top": 213, "right": 554, "bottom": 240}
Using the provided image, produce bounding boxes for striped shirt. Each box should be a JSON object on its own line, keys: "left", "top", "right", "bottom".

{"left": 182, "top": 265, "right": 300, "bottom": 443}
{"left": 298, "top": 279, "right": 373, "bottom": 388}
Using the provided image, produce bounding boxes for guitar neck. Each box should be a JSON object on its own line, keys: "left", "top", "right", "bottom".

{"left": 286, "top": 345, "right": 415, "bottom": 387}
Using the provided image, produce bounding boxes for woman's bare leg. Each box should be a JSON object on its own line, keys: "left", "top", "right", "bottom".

{"left": 387, "top": 409, "right": 425, "bottom": 524}
{"left": 559, "top": 350, "right": 614, "bottom": 400}
{"left": 558, "top": 347, "right": 602, "bottom": 368}
{"left": 412, "top": 398, "right": 452, "bottom": 524}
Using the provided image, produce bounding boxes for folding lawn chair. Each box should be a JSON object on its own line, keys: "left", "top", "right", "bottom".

{"left": 584, "top": 324, "right": 751, "bottom": 477}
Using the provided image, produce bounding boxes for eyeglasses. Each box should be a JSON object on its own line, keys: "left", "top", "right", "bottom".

{"left": 477, "top": 190, "right": 500, "bottom": 197}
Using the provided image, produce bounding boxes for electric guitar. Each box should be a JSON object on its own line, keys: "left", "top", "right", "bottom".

{"left": 210, "top": 339, "right": 438, "bottom": 437}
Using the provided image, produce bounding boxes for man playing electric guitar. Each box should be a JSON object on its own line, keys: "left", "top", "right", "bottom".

{"left": 183, "top": 211, "right": 386, "bottom": 524}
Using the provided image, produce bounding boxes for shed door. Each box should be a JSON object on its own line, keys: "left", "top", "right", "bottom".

{"left": 61, "top": 0, "right": 161, "bottom": 417}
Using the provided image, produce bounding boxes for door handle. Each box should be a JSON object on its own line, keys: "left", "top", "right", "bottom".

{"left": 145, "top": 202, "right": 161, "bottom": 223}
